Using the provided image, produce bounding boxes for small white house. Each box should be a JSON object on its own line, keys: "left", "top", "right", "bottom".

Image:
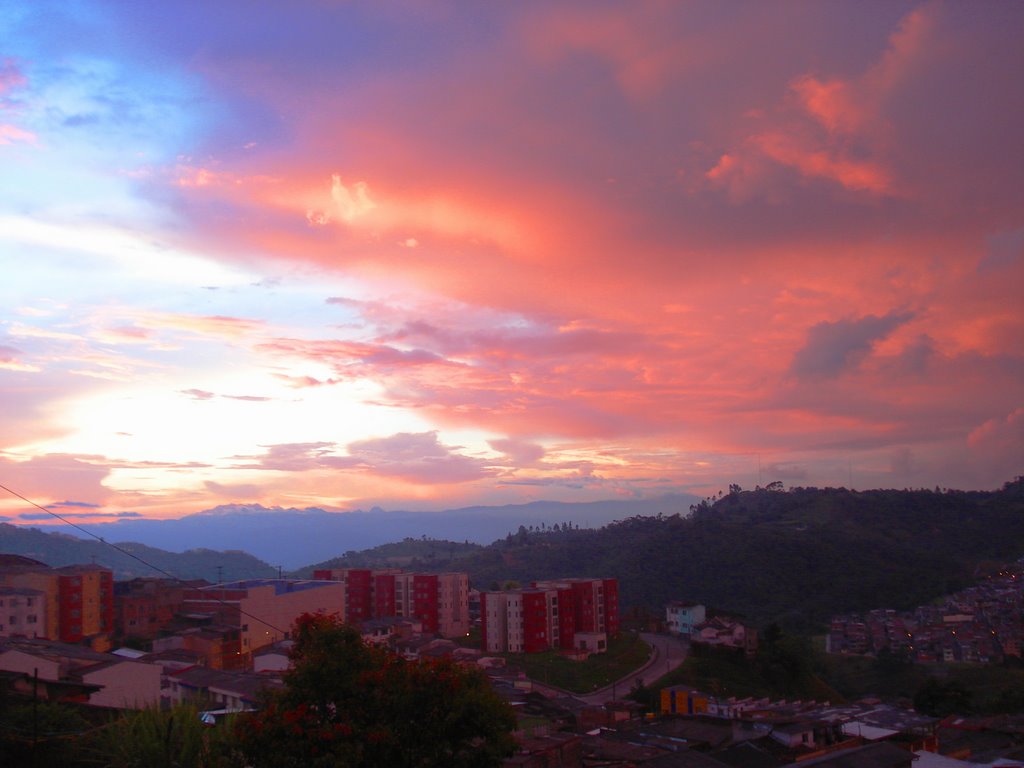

{"left": 666, "top": 602, "right": 706, "bottom": 636}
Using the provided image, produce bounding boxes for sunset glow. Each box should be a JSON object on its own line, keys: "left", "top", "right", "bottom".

{"left": 1, "top": 1, "right": 1021, "bottom": 523}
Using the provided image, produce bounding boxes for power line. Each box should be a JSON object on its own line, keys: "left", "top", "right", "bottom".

{"left": 0, "top": 482, "right": 289, "bottom": 637}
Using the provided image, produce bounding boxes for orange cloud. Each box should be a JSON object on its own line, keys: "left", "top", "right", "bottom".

{"left": 753, "top": 131, "right": 892, "bottom": 194}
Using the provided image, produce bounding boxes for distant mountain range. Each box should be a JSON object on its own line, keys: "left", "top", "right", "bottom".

{"left": 0, "top": 523, "right": 275, "bottom": 582}
{"left": 2, "top": 482, "right": 1022, "bottom": 632}
{"left": 12, "top": 494, "right": 700, "bottom": 570}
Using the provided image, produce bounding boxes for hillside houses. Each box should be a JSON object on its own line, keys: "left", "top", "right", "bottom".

{"left": 827, "top": 564, "right": 1024, "bottom": 664}
{"left": 665, "top": 601, "right": 758, "bottom": 656}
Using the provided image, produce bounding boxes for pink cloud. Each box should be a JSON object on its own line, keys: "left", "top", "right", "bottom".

{"left": 488, "top": 438, "right": 546, "bottom": 466}
{"left": 0, "top": 59, "right": 34, "bottom": 144}
{"left": 345, "top": 431, "right": 494, "bottom": 485}
{"left": 233, "top": 442, "right": 356, "bottom": 473}
{"left": 0, "top": 454, "right": 112, "bottom": 509}
{"left": 0, "top": 124, "right": 35, "bottom": 145}
{"left": 8, "top": 3, "right": 1012, "bottom": 501}
{"left": 968, "top": 408, "right": 1024, "bottom": 458}
{"left": 752, "top": 131, "right": 892, "bottom": 194}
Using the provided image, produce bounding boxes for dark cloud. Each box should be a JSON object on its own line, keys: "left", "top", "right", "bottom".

{"left": 21, "top": 511, "right": 87, "bottom": 520}
{"left": 62, "top": 113, "right": 100, "bottom": 127}
{"left": 49, "top": 500, "right": 101, "bottom": 509}
{"left": 790, "top": 311, "right": 913, "bottom": 378}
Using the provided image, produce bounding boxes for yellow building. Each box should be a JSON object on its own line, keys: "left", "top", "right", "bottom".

{"left": 660, "top": 685, "right": 710, "bottom": 715}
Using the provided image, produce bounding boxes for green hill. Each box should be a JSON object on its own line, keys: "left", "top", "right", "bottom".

{"left": 291, "top": 537, "right": 484, "bottom": 577}
{"left": 0, "top": 523, "right": 276, "bottom": 581}
{"left": 441, "top": 478, "right": 1024, "bottom": 631}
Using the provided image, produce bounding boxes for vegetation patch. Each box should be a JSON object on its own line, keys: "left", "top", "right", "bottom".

{"left": 504, "top": 632, "right": 650, "bottom": 693}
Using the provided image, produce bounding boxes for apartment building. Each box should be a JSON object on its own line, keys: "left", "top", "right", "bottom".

{"left": 481, "top": 577, "right": 619, "bottom": 654}
{"left": 0, "top": 587, "right": 46, "bottom": 638}
{"left": 0, "top": 555, "right": 112, "bottom": 647}
{"left": 312, "top": 568, "right": 470, "bottom": 638}
{"left": 533, "top": 578, "right": 620, "bottom": 635}
{"left": 114, "top": 577, "right": 205, "bottom": 640}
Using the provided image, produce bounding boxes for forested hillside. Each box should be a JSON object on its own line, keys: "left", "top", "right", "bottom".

{"left": 426, "top": 479, "right": 1024, "bottom": 631}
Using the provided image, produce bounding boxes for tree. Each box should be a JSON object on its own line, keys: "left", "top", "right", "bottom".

{"left": 914, "top": 678, "right": 973, "bottom": 717}
{"left": 0, "top": 701, "right": 93, "bottom": 768}
{"left": 235, "top": 613, "right": 516, "bottom": 768}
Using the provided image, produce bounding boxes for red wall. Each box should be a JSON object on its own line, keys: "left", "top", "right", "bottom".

{"left": 346, "top": 569, "right": 373, "bottom": 622}
{"left": 374, "top": 573, "right": 396, "bottom": 618}
{"left": 522, "top": 592, "right": 550, "bottom": 653}
{"left": 412, "top": 574, "right": 439, "bottom": 633}
{"left": 573, "top": 582, "right": 597, "bottom": 633}
{"left": 556, "top": 587, "right": 576, "bottom": 649}
{"left": 58, "top": 574, "right": 84, "bottom": 643}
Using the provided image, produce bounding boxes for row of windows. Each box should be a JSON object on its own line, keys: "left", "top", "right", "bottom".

{"left": 5, "top": 615, "right": 39, "bottom": 624}
{"left": 0, "top": 597, "right": 35, "bottom": 608}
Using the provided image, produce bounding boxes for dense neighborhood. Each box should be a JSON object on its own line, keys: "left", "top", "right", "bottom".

{"left": 827, "top": 563, "right": 1024, "bottom": 664}
{"left": 3, "top": 547, "right": 1024, "bottom": 766}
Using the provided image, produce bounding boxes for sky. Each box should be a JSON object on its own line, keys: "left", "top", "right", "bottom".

{"left": 0, "top": 0, "right": 1021, "bottom": 525}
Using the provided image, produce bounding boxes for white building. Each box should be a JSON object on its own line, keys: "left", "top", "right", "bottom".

{"left": 666, "top": 602, "right": 706, "bottom": 636}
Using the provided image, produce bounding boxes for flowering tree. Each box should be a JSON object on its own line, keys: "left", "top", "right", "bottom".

{"left": 236, "top": 613, "right": 516, "bottom": 767}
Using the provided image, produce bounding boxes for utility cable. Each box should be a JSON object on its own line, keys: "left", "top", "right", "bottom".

{"left": 0, "top": 482, "right": 290, "bottom": 637}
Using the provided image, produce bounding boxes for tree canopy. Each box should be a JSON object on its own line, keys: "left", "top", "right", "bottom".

{"left": 235, "top": 613, "right": 517, "bottom": 767}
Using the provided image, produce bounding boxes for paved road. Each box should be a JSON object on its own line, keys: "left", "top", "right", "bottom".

{"left": 529, "top": 632, "right": 688, "bottom": 705}
{"left": 579, "top": 632, "right": 688, "bottom": 705}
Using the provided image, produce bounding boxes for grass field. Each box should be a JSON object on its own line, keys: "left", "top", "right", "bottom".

{"left": 502, "top": 631, "right": 651, "bottom": 693}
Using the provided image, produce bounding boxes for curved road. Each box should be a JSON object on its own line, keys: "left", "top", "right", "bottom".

{"left": 529, "top": 632, "right": 688, "bottom": 705}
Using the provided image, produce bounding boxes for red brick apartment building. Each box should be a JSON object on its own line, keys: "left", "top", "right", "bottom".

{"left": 481, "top": 578, "right": 619, "bottom": 654}
{"left": 312, "top": 569, "right": 469, "bottom": 638}
{"left": 113, "top": 577, "right": 206, "bottom": 640}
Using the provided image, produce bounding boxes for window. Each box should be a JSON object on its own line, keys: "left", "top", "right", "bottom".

{"left": 8, "top": 616, "right": 15, "bottom": 625}
{"left": 26, "top": 598, "right": 33, "bottom": 607}
{"left": 27, "top": 615, "right": 37, "bottom": 624}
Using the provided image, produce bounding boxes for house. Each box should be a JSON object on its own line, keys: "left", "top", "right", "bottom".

{"left": 181, "top": 579, "right": 346, "bottom": 662}
{"left": 0, "top": 587, "right": 46, "bottom": 638}
{"left": 68, "top": 658, "right": 161, "bottom": 709}
{"left": 666, "top": 602, "right": 707, "bottom": 636}
{"left": 167, "top": 666, "right": 283, "bottom": 711}
{"left": 0, "top": 636, "right": 160, "bottom": 709}
{"left": 781, "top": 742, "right": 913, "bottom": 768}
{"left": 692, "top": 617, "right": 758, "bottom": 655}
